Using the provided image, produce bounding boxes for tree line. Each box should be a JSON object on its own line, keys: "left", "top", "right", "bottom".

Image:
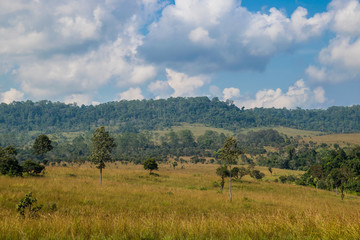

{"left": 0, "top": 98, "right": 360, "bottom": 135}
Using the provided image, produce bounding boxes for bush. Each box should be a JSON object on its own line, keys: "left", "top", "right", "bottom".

{"left": 279, "top": 175, "right": 287, "bottom": 183}
{"left": 22, "top": 160, "right": 45, "bottom": 175}
{"left": 250, "top": 170, "right": 265, "bottom": 180}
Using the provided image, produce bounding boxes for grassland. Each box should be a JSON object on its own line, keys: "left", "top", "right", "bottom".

{"left": 152, "top": 123, "right": 234, "bottom": 139}
{"left": 239, "top": 126, "right": 325, "bottom": 138}
{"left": 1, "top": 163, "right": 360, "bottom": 239}
{"left": 303, "top": 133, "right": 360, "bottom": 147}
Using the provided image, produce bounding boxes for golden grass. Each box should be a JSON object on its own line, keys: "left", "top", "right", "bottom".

{"left": 1, "top": 163, "right": 360, "bottom": 239}
{"left": 303, "top": 133, "right": 360, "bottom": 147}
{"left": 239, "top": 126, "right": 324, "bottom": 138}
{"left": 153, "top": 123, "right": 234, "bottom": 139}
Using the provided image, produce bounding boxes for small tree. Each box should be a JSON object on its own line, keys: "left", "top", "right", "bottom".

{"left": 33, "top": 135, "right": 53, "bottom": 164}
{"left": 219, "top": 137, "right": 243, "bottom": 202}
{"left": 89, "top": 127, "right": 116, "bottom": 185}
{"left": 309, "top": 164, "right": 324, "bottom": 189}
{"left": 22, "top": 160, "right": 45, "bottom": 175}
{"left": 268, "top": 167, "right": 273, "bottom": 176}
{"left": 0, "top": 146, "right": 22, "bottom": 177}
{"left": 250, "top": 170, "right": 265, "bottom": 180}
{"left": 143, "top": 158, "right": 158, "bottom": 174}
{"left": 172, "top": 161, "right": 178, "bottom": 169}
{"left": 216, "top": 165, "right": 230, "bottom": 192}
{"left": 231, "top": 167, "right": 240, "bottom": 179}
{"left": 16, "top": 192, "right": 42, "bottom": 218}
{"left": 238, "top": 167, "right": 249, "bottom": 180}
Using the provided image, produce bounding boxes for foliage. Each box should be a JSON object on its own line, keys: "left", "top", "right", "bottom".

{"left": 216, "top": 165, "right": 229, "bottom": 192}
{"left": 89, "top": 127, "right": 115, "bottom": 184}
{"left": 250, "top": 170, "right": 265, "bottom": 180}
{"left": 33, "top": 135, "right": 53, "bottom": 157}
{"left": 22, "top": 160, "right": 45, "bottom": 175}
{"left": 1, "top": 99, "right": 360, "bottom": 137}
{"left": 143, "top": 158, "right": 158, "bottom": 174}
{"left": 0, "top": 146, "right": 22, "bottom": 176}
{"left": 16, "top": 192, "right": 42, "bottom": 218}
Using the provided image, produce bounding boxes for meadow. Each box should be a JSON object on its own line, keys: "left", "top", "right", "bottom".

{"left": 1, "top": 163, "right": 360, "bottom": 239}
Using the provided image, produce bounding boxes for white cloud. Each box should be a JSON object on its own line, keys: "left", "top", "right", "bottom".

{"left": 306, "top": 0, "right": 360, "bottom": 84}
{"left": 241, "top": 80, "right": 326, "bottom": 109}
{"left": 188, "top": 27, "right": 215, "bottom": 46}
{"left": 166, "top": 68, "right": 209, "bottom": 97}
{"left": 64, "top": 94, "right": 93, "bottom": 106}
{"left": 0, "top": 0, "right": 158, "bottom": 102}
{"left": 1, "top": 88, "right": 24, "bottom": 104}
{"left": 330, "top": 0, "right": 360, "bottom": 37}
{"left": 140, "top": 0, "right": 330, "bottom": 72}
{"left": 306, "top": 65, "right": 326, "bottom": 82}
{"left": 148, "top": 80, "right": 172, "bottom": 98}
{"left": 223, "top": 87, "right": 240, "bottom": 100}
{"left": 118, "top": 87, "right": 144, "bottom": 100}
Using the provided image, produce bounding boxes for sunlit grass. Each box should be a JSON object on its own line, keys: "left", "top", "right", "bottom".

{"left": 1, "top": 163, "right": 360, "bottom": 239}
{"left": 303, "top": 133, "right": 360, "bottom": 147}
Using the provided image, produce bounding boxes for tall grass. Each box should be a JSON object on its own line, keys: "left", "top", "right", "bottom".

{"left": 1, "top": 163, "right": 360, "bottom": 239}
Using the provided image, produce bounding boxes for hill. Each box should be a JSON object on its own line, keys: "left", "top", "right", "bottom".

{"left": 0, "top": 97, "right": 360, "bottom": 134}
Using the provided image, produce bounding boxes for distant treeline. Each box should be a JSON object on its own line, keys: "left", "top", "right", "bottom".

{"left": 0, "top": 97, "right": 360, "bottom": 133}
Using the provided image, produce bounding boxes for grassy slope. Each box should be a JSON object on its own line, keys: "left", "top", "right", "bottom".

{"left": 303, "top": 133, "right": 360, "bottom": 147}
{"left": 1, "top": 163, "right": 360, "bottom": 239}
{"left": 152, "top": 123, "right": 234, "bottom": 139}
{"left": 238, "top": 126, "right": 325, "bottom": 138}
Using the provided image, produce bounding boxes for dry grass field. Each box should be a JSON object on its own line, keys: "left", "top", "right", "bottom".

{"left": 1, "top": 163, "right": 360, "bottom": 239}
{"left": 303, "top": 133, "right": 360, "bottom": 147}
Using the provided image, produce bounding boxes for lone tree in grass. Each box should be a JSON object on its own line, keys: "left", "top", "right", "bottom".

{"left": 90, "top": 126, "right": 116, "bottom": 185}
{"left": 219, "top": 137, "right": 243, "bottom": 202}
{"left": 143, "top": 158, "right": 158, "bottom": 174}
{"left": 216, "top": 165, "right": 230, "bottom": 192}
{"left": 33, "top": 135, "right": 53, "bottom": 164}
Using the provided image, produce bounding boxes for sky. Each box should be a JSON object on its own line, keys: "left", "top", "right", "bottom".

{"left": 0, "top": 0, "right": 360, "bottom": 109}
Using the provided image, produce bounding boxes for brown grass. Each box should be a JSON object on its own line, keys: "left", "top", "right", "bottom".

{"left": 0, "top": 163, "right": 359, "bottom": 239}
{"left": 303, "top": 133, "right": 360, "bottom": 147}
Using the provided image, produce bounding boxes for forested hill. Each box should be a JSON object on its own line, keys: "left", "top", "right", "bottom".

{"left": 0, "top": 97, "right": 359, "bottom": 133}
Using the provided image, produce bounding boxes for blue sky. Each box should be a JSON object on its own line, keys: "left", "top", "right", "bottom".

{"left": 0, "top": 0, "right": 359, "bottom": 109}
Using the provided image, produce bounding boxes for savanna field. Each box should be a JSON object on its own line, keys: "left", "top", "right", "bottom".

{"left": 1, "top": 163, "right": 360, "bottom": 240}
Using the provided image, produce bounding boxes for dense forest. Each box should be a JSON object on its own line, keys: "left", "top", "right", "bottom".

{"left": 1, "top": 97, "right": 360, "bottom": 134}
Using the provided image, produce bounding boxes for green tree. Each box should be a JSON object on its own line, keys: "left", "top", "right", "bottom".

{"left": 216, "top": 165, "right": 230, "bottom": 192}
{"left": 309, "top": 165, "right": 324, "bottom": 189}
{"left": 16, "top": 192, "right": 42, "bottom": 218}
{"left": 0, "top": 146, "right": 22, "bottom": 177}
{"left": 143, "top": 158, "right": 158, "bottom": 174}
{"left": 22, "top": 160, "right": 45, "bottom": 175}
{"left": 89, "top": 127, "right": 116, "bottom": 185}
{"left": 172, "top": 161, "right": 178, "bottom": 169}
{"left": 33, "top": 135, "right": 53, "bottom": 163}
{"left": 219, "top": 137, "right": 242, "bottom": 202}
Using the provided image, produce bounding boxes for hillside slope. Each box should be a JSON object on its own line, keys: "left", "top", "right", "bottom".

{"left": 0, "top": 97, "right": 359, "bottom": 133}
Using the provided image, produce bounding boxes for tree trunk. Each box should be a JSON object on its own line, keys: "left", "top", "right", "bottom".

{"left": 336, "top": 186, "right": 338, "bottom": 195}
{"left": 100, "top": 167, "right": 102, "bottom": 185}
{"left": 220, "top": 177, "right": 224, "bottom": 193}
{"left": 229, "top": 165, "right": 232, "bottom": 203}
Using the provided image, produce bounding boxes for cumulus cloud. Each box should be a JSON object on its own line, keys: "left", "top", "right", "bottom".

{"left": 0, "top": 0, "right": 158, "bottom": 103}
{"left": 0, "top": 88, "right": 24, "bottom": 104}
{"left": 223, "top": 87, "right": 241, "bottom": 100}
{"left": 307, "top": 0, "right": 360, "bottom": 84}
{"left": 166, "top": 68, "right": 209, "bottom": 97}
{"left": 148, "top": 80, "right": 172, "bottom": 99}
{"left": 240, "top": 80, "right": 326, "bottom": 109}
{"left": 118, "top": 87, "right": 144, "bottom": 100}
{"left": 64, "top": 94, "right": 94, "bottom": 106}
{"left": 140, "top": 0, "right": 330, "bottom": 73}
